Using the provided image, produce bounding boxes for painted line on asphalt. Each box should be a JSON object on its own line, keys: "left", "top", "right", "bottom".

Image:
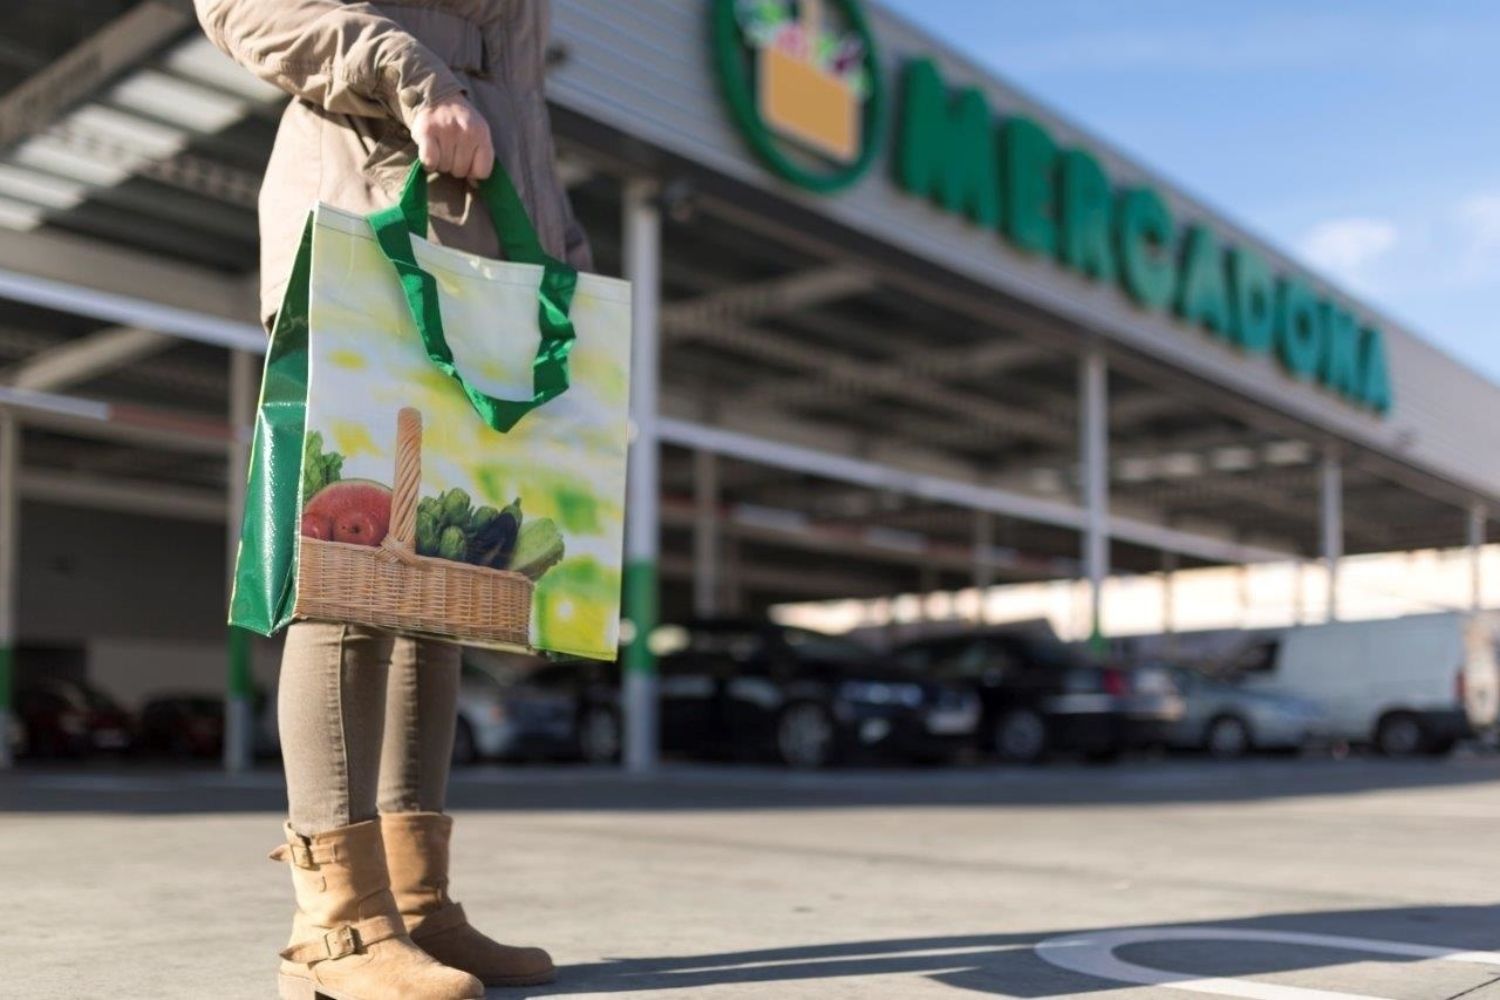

{"left": 1035, "top": 926, "right": 1500, "bottom": 1000}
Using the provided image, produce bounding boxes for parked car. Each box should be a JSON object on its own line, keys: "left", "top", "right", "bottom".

{"left": 453, "top": 652, "right": 621, "bottom": 765}
{"left": 7, "top": 711, "right": 25, "bottom": 758}
{"left": 14, "top": 678, "right": 133, "bottom": 757}
{"left": 1163, "top": 666, "right": 1326, "bottom": 758}
{"left": 895, "top": 624, "right": 1183, "bottom": 763}
{"left": 1229, "top": 612, "right": 1500, "bottom": 757}
{"left": 138, "top": 694, "right": 225, "bottom": 758}
{"left": 650, "top": 619, "right": 980, "bottom": 768}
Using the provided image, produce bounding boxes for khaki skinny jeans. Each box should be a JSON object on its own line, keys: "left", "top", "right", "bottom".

{"left": 279, "top": 622, "right": 460, "bottom": 835}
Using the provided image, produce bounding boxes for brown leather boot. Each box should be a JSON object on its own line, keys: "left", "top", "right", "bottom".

{"left": 382, "top": 811, "right": 557, "bottom": 987}
{"left": 271, "top": 819, "right": 484, "bottom": 1000}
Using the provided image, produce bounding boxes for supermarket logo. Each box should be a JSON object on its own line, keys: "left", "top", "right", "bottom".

{"left": 711, "top": 0, "right": 886, "bottom": 193}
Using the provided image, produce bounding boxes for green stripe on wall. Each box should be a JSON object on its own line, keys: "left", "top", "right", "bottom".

{"left": 227, "top": 627, "right": 254, "bottom": 700}
{"left": 622, "top": 559, "right": 658, "bottom": 676}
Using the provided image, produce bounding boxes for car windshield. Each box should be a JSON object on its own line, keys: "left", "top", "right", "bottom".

{"left": 780, "top": 627, "right": 872, "bottom": 663}
{"left": 50, "top": 683, "right": 120, "bottom": 712}
{"left": 1032, "top": 639, "right": 1086, "bottom": 670}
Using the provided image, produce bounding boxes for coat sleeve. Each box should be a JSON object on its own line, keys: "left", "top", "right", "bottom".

{"left": 194, "top": 0, "right": 464, "bottom": 128}
{"left": 562, "top": 193, "right": 594, "bottom": 273}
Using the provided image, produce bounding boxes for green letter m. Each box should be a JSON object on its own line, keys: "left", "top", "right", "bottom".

{"left": 895, "top": 58, "right": 1000, "bottom": 228}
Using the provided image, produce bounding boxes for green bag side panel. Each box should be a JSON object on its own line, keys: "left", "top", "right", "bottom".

{"left": 228, "top": 216, "right": 314, "bottom": 636}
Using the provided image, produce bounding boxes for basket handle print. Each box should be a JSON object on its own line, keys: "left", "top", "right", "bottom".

{"left": 801, "top": 0, "right": 821, "bottom": 38}
{"left": 380, "top": 407, "right": 423, "bottom": 564}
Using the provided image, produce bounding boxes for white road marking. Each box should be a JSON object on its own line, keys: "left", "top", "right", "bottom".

{"left": 1035, "top": 926, "right": 1500, "bottom": 1000}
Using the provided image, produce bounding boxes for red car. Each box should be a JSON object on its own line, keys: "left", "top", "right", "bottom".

{"left": 15, "top": 679, "right": 134, "bottom": 758}
{"left": 138, "top": 695, "right": 225, "bottom": 758}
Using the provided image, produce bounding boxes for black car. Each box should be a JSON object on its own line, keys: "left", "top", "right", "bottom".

{"left": 895, "top": 625, "right": 1183, "bottom": 763}
{"left": 651, "top": 619, "right": 980, "bottom": 768}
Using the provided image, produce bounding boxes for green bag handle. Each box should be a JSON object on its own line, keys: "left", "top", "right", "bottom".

{"left": 367, "top": 160, "right": 578, "bottom": 433}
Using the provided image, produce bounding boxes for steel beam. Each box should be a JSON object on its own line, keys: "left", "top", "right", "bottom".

{"left": 1321, "top": 452, "right": 1344, "bottom": 621}
{"left": 1, "top": 326, "right": 172, "bottom": 390}
{"left": 622, "top": 178, "right": 661, "bottom": 774}
{"left": 692, "top": 449, "right": 719, "bottom": 617}
{"left": 1080, "top": 349, "right": 1109, "bottom": 642}
{"left": 0, "top": 1, "right": 193, "bottom": 152}
{"left": 740, "top": 337, "right": 1048, "bottom": 411}
{"left": 659, "top": 554, "right": 891, "bottom": 600}
{"left": 0, "top": 413, "right": 16, "bottom": 769}
{"left": 1161, "top": 551, "right": 1178, "bottom": 644}
{"left": 224, "top": 351, "right": 256, "bottom": 772}
{"left": 666, "top": 317, "right": 1072, "bottom": 447}
{"left": 0, "top": 264, "right": 261, "bottom": 352}
{"left": 18, "top": 469, "right": 224, "bottom": 521}
{"left": 0, "top": 384, "right": 231, "bottom": 454}
{"left": 657, "top": 417, "right": 1291, "bottom": 566}
{"left": 973, "top": 511, "right": 995, "bottom": 623}
{"left": 1470, "top": 503, "right": 1487, "bottom": 612}
{"left": 661, "top": 266, "right": 871, "bottom": 333}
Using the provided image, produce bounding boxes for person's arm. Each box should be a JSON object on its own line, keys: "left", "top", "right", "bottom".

{"left": 195, "top": 0, "right": 493, "bottom": 178}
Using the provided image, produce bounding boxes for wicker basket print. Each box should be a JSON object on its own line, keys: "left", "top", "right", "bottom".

{"left": 757, "top": 0, "right": 861, "bottom": 162}
{"left": 295, "top": 407, "right": 533, "bottom": 646}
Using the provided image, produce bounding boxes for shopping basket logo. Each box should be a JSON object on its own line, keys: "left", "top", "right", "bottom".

{"left": 712, "top": 0, "right": 886, "bottom": 193}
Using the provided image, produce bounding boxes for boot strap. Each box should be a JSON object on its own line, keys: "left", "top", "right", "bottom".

{"left": 268, "top": 838, "right": 343, "bottom": 869}
{"left": 409, "top": 900, "right": 469, "bottom": 939}
{"left": 280, "top": 915, "right": 403, "bottom": 965}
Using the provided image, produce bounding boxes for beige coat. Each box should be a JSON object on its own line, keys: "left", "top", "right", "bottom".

{"left": 195, "top": 0, "right": 591, "bottom": 321}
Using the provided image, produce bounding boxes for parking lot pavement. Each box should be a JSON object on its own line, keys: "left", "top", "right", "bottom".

{"left": 8, "top": 757, "right": 1500, "bottom": 999}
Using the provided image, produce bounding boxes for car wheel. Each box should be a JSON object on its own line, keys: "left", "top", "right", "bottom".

{"left": 451, "top": 717, "right": 478, "bottom": 767}
{"left": 776, "top": 702, "right": 835, "bottom": 769}
{"left": 1424, "top": 736, "right": 1458, "bottom": 757}
{"left": 1375, "top": 712, "right": 1426, "bottom": 758}
{"left": 993, "top": 708, "right": 1048, "bottom": 764}
{"left": 1205, "top": 715, "right": 1253, "bottom": 759}
{"left": 578, "top": 706, "right": 622, "bottom": 765}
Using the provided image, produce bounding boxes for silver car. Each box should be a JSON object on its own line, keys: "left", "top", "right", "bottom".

{"left": 453, "top": 653, "right": 621, "bottom": 765}
{"left": 1166, "top": 666, "right": 1327, "bottom": 758}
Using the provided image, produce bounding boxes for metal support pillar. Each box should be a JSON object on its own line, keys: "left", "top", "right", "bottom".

{"left": 972, "top": 512, "right": 994, "bottom": 624}
{"left": 224, "top": 350, "right": 256, "bottom": 772}
{"left": 723, "top": 534, "right": 744, "bottom": 615}
{"left": 622, "top": 178, "right": 662, "bottom": 774}
{"left": 1238, "top": 563, "right": 1252, "bottom": 627}
{"left": 1161, "top": 551, "right": 1178, "bottom": 651}
{"left": 1469, "top": 503, "right": 1487, "bottom": 612}
{"left": 0, "top": 413, "right": 17, "bottom": 769}
{"left": 1320, "top": 452, "right": 1343, "bottom": 622}
{"left": 1079, "top": 348, "right": 1109, "bottom": 647}
{"left": 1292, "top": 560, "right": 1306, "bottom": 626}
{"left": 692, "top": 449, "right": 719, "bottom": 618}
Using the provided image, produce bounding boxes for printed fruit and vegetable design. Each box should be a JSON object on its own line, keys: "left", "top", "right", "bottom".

{"left": 735, "top": 0, "right": 871, "bottom": 97}
{"left": 299, "top": 432, "right": 392, "bottom": 544}
{"left": 414, "top": 488, "right": 564, "bottom": 582}
{"left": 298, "top": 430, "right": 564, "bottom": 582}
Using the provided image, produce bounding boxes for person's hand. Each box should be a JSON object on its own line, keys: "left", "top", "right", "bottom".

{"left": 410, "top": 94, "right": 494, "bottom": 180}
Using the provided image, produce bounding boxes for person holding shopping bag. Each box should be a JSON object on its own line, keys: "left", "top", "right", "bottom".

{"left": 195, "top": 2, "right": 592, "bottom": 997}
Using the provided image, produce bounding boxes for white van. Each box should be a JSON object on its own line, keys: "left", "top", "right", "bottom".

{"left": 1228, "top": 612, "right": 1500, "bottom": 756}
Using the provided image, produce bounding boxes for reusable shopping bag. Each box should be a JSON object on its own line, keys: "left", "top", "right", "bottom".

{"left": 229, "top": 162, "right": 632, "bottom": 661}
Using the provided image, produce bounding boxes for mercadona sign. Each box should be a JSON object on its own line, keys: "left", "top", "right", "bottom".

{"left": 712, "top": 0, "right": 1393, "bottom": 416}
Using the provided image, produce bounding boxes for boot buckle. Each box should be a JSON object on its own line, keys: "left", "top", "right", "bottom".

{"left": 323, "top": 925, "right": 361, "bottom": 960}
{"left": 288, "top": 840, "right": 316, "bottom": 869}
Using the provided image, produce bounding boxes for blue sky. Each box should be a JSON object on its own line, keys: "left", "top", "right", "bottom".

{"left": 879, "top": 0, "right": 1500, "bottom": 382}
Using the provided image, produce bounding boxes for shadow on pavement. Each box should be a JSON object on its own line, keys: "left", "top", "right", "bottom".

{"left": 521, "top": 905, "right": 1500, "bottom": 997}
{"left": 4, "top": 755, "right": 1500, "bottom": 815}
